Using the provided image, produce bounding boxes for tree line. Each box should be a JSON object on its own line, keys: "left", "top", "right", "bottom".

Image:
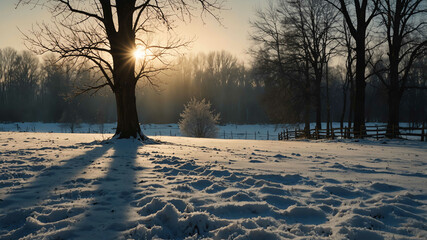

{"left": 0, "top": 48, "right": 267, "bottom": 124}
{"left": 1, "top": 45, "right": 425, "bottom": 128}
{"left": 250, "top": 0, "right": 426, "bottom": 137}
{"left": 0, "top": 48, "right": 114, "bottom": 124}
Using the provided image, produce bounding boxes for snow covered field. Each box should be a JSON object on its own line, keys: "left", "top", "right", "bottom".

{"left": 0, "top": 132, "right": 426, "bottom": 239}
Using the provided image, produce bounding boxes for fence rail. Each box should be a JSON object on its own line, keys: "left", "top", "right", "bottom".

{"left": 278, "top": 124, "right": 427, "bottom": 142}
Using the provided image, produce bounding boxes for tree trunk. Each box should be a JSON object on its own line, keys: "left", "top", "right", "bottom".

{"left": 109, "top": 1, "right": 146, "bottom": 140}
{"left": 385, "top": 35, "right": 402, "bottom": 139}
{"left": 114, "top": 83, "right": 145, "bottom": 139}
{"left": 348, "top": 74, "right": 354, "bottom": 130}
{"left": 340, "top": 86, "right": 347, "bottom": 135}
{"left": 304, "top": 87, "right": 311, "bottom": 137}
{"left": 386, "top": 87, "right": 401, "bottom": 139}
{"left": 112, "top": 58, "right": 146, "bottom": 140}
{"left": 353, "top": 35, "right": 367, "bottom": 137}
{"left": 315, "top": 79, "right": 322, "bottom": 130}
{"left": 304, "top": 58, "right": 311, "bottom": 137}
{"left": 326, "top": 61, "right": 331, "bottom": 137}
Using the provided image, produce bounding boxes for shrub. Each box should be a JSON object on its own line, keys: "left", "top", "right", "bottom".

{"left": 179, "top": 98, "right": 220, "bottom": 138}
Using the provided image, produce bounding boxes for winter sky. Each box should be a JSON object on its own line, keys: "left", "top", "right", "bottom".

{"left": 0, "top": 0, "right": 265, "bottom": 63}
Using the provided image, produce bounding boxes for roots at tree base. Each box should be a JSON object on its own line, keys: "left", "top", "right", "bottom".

{"left": 113, "top": 130, "right": 148, "bottom": 141}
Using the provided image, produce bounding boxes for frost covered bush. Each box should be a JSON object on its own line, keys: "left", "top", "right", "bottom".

{"left": 179, "top": 98, "right": 220, "bottom": 138}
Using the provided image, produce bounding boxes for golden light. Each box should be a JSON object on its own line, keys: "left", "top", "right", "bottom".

{"left": 133, "top": 46, "right": 155, "bottom": 61}
{"left": 133, "top": 47, "right": 146, "bottom": 60}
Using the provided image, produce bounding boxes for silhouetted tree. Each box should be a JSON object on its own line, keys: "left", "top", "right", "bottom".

{"left": 336, "top": 18, "right": 356, "bottom": 132}
{"left": 249, "top": 1, "right": 307, "bottom": 125}
{"left": 249, "top": 0, "right": 339, "bottom": 133}
{"left": 0, "top": 48, "right": 40, "bottom": 121}
{"left": 372, "top": 0, "right": 426, "bottom": 137}
{"left": 18, "top": 0, "right": 223, "bottom": 140}
{"left": 282, "top": 0, "right": 339, "bottom": 131}
{"left": 326, "top": 0, "right": 381, "bottom": 137}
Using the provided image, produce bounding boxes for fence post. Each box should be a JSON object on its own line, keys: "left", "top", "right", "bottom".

{"left": 342, "top": 126, "right": 345, "bottom": 139}
{"left": 331, "top": 128, "right": 335, "bottom": 140}
{"left": 286, "top": 129, "right": 289, "bottom": 140}
{"left": 326, "top": 123, "right": 330, "bottom": 139}
{"left": 315, "top": 127, "right": 319, "bottom": 140}
{"left": 267, "top": 131, "right": 269, "bottom": 140}
{"left": 295, "top": 128, "right": 298, "bottom": 139}
{"left": 392, "top": 124, "right": 396, "bottom": 138}
{"left": 422, "top": 123, "right": 425, "bottom": 142}
{"left": 346, "top": 127, "right": 349, "bottom": 139}
{"left": 376, "top": 126, "right": 379, "bottom": 140}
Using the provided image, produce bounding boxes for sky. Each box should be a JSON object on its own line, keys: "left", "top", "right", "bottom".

{"left": 0, "top": 0, "right": 265, "bottom": 63}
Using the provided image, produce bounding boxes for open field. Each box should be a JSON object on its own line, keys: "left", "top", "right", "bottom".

{"left": 0, "top": 132, "right": 426, "bottom": 239}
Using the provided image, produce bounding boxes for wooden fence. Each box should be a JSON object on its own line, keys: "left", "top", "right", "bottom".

{"left": 278, "top": 124, "right": 427, "bottom": 141}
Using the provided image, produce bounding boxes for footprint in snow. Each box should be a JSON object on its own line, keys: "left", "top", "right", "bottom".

{"left": 249, "top": 160, "right": 264, "bottom": 163}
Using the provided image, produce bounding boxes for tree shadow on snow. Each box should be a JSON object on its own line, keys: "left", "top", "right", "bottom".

{"left": 66, "top": 140, "right": 142, "bottom": 239}
{"left": 0, "top": 142, "right": 114, "bottom": 211}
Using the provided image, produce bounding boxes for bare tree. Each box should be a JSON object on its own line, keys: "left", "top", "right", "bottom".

{"left": 249, "top": 1, "right": 287, "bottom": 77}
{"left": 372, "top": 0, "right": 426, "bottom": 138}
{"left": 338, "top": 19, "right": 356, "bottom": 132}
{"left": 0, "top": 48, "right": 40, "bottom": 121}
{"left": 250, "top": 0, "right": 339, "bottom": 135}
{"left": 282, "top": 0, "right": 339, "bottom": 132}
{"left": 249, "top": 2, "right": 306, "bottom": 125}
{"left": 18, "top": 0, "right": 223, "bottom": 140}
{"left": 326, "top": 0, "right": 380, "bottom": 137}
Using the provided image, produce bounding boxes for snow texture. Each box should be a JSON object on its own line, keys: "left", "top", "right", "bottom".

{"left": 0, "top": 132, "right": 426, "bottom": 239}
{"left": 3, "top": 122, "right": 422, "bottom": 140}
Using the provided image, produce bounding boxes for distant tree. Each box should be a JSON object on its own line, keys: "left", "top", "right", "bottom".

{"left": 326, "top": 0, "right": 381, "bottom": 137}
{"left": 401, "top": 56, "right": 427, "bottom": 124}
{"left": 249, "top": 0, "right": 339, "bottom": 134}
{"left": 250, "top": 48, "right": 306, "bottom": 124}
{"left": 179, "top": 98, "right": 220, "bottom": 138}
{"left": 192, "top": 51, "right": 246, "bottom": 122}
{"left": 18, "top": 0, "right": 223, "bottom": 140}
{"left": 281, "top": 0, "right": 339, "bottom": 131}
{"left": 0, "top": 48, "right": 40, "bottom": 121}
{"left": 249, "top": 2, "right": 307, "bottom": 125}
{"left": 372, "top": 0, "right": 426, "bottom": 138}
{"left": 39, "top": 56, "right": 72, "bottom": 122}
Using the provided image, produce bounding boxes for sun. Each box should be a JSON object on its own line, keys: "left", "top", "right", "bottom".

{"left": 133, "top": 47, "right": 146, "bottom": 60}
{"left": 133, "top": 46, "right": 154, "bottom": 61}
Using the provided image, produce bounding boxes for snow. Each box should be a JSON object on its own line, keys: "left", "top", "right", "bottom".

{"left": 2, "top": 121, "right": 420, "bottom": 140}
{"left": 0, "top": 132, "right": 426, "bottom": 239}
